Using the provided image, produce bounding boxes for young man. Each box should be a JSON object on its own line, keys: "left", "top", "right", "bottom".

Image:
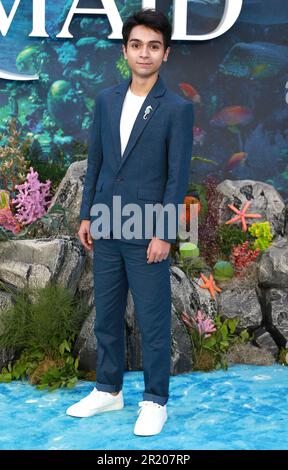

{"left": 66, "top": 8, "right": 194, "bottom": 436}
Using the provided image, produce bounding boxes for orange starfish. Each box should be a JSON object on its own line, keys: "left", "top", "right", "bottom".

{"left": 225, "top": 201, "right": 262, "bottom": 232}
{"left": 199, "top": 273, "right": 222, "bottom": 300}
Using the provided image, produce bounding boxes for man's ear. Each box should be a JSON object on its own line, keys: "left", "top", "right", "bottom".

{"left": 163, "top": 46, "right": 171, "bottom": 62}
{"left": 122, "top": 44, "right": 127, "bottom": 59}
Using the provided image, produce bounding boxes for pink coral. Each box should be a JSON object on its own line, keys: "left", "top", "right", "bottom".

{"left": 181, "top": 309, "right": 216, "bottom": 339}
{"left": 0, "top": 208, "right": 21, "bottom": 234}
{"left": 192, "top": 310, "right": 217, "bottom": 338}
{"left": 12, "top": 167, "right": 51, "bottom": 225}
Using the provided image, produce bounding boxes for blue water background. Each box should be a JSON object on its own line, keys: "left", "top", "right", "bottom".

{"left": 1, "top": 364, "right": 288, "bottom": 450}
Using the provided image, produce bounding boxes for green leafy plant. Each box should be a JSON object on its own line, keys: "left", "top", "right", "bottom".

{"left": 181, "top": 311, "right": 250, "bottom": 371}
{"left": 248, "top": 221, "right": 273, "bottom": 251}
{"left": 26, "top": 140, "right": 88, "bottom": 196}
{"left": 278, "top": 348, "right": 288, "bottom": 366}
{"left": 176, "top": 255, "right": 209, "bottom": 279}
{"left": 0, "top": 117, "right": 31, "bottom": 193}
{"left": 204, "top": 315, "right": 250, "bottom": 370}
{"left": 216, "top": 224, "right": 248, "bottom": 259}
{"left": 0, "top": 282, "right": 89, "bottom": 391}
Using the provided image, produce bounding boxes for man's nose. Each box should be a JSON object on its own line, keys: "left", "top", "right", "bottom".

{"left": 140, "top": 46, "right": 150, "bottom": 57}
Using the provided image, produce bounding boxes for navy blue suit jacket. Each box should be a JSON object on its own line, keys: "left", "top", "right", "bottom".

{"left": 79, "top": 74, "right": 194, "bottom": 245}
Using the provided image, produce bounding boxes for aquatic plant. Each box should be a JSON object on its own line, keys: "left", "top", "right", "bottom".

{"left": 27, "top": 140, "right": 88, "bottom": 195}
{"left": 230, "top": 241, "right": 261, "bottom": 275}
{"left": 12, "top": 167, "right": 52, "bottom": 225}
{"left": 278, "top": 348, "right": 288, "bottom": 366}
{"left": 0, "top": 207, "right": 21, "bottom": 234}
{"left": 248, "top": 221, "right": 273, "bottom": 251}
{"left": 0, "top": 117, "right": 30, "bottom": 193}
{"left": 0, "top": 282, "right": 89, "bottom": 391}
{"left": 213, "top": 260, "right": 234, "bottom": 281}
{"left": 116, "top": 54, "right": 131, "bottom": 79}
{"left": 181, "top": 310, "right": 216, "bottom": 371}
{"left": 176, "top": 255, "right": 209, "bottom": 279}
{"left": 0, "top": 190, "right": 9, "bottom": 209}
{"left": 198, "top": 176, "right": 222, "bottom": 266}
{"left": 216, "top": 223, "right": 248, "bottom": 259}
{"left": 180, "top": 311, "right": 250, "bottom": 371}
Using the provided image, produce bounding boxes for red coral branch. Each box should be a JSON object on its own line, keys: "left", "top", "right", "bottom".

{"left": 230, "top": 241, "right": 260, "bottom": 275}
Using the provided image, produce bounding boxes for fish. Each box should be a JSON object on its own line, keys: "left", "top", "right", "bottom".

{"left": 187, "top": 0, "right": 288, "bottom": 25}
{"left": 225, "top": 152, "right": 248, "bottom": 171}
{"left": 179, "top": 83, "right": 201, "bottom": 103}
{"left": 210, "top": 106, "right": 253, "bottom": 127}
{"left": 219, "top": 42, "right": 288, "bottom": 79}
{"left": 192, "top": 156, "right": 218, "bottom": 165}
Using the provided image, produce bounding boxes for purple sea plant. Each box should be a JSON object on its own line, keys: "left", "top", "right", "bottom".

{"left": 12, "top": 167, "right": 52, "bottom": 225}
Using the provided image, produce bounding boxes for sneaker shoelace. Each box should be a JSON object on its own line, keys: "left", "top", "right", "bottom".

{"left": 137, "top": 400, "right": 162, "bottom": 415}
{"left": 81, "top": 388, "right": 109, "bottom": 403}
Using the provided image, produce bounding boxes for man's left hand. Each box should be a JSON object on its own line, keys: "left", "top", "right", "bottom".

{"left": 146, "top": 237, "right": 171, "bottom": 263}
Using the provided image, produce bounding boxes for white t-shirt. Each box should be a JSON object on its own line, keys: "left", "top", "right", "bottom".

{"left": 120, "top": 86, "right": 147, "bottom": 157}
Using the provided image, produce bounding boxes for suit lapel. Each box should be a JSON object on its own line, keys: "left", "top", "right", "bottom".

{"left": 110, "top": 78, "right": 131, "bottom": 169}
{"left": 110, "top": 74, "right": 167, "bottom": 174}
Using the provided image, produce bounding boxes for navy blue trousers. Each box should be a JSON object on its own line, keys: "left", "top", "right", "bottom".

{"left": 92, "top": 238, "right": 172, "bottom": 406}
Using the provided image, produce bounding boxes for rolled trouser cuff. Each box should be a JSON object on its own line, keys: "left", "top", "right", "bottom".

{"left": 143, "top": 392, "right": 168, "bottom": 406}
{"left": 96, "top": 381, "right": 122, "bottom": 393}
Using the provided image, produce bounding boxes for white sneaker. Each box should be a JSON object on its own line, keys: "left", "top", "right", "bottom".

{"left": 134, "top": 401, "right": 168, "bottom": 436}
{"left": 66, "top": 388, "right": 124, "bottom": 418}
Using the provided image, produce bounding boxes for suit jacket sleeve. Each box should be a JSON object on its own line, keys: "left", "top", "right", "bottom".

{"left": 79, "top": 94, "right": 103, "bottom": 221}
{"left": 156, "top": 101, "right": 194, "bottom": 244}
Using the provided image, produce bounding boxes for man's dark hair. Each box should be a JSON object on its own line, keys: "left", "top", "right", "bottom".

{"left": 122, "top": 8, "right": 172, "bottom": 51}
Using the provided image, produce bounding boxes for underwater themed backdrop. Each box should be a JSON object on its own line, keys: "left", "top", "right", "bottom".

{"left": 0, "top": 0, "right": 288, "bottom": 201}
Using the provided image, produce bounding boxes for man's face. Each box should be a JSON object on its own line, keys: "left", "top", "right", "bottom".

{"left": 122, "top": 25, "right": 170, "bottom": 78}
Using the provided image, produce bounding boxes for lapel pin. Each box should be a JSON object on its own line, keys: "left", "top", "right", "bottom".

{"left": 143, "top": 105, "right": 153, "bottom": 120}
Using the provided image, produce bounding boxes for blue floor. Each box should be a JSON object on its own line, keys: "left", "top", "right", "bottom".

{"left": 1, "top": 364, "right": 288, "bottom": 450}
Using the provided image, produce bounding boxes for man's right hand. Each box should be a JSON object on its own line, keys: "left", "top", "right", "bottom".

{"left": 78, "top": 220, "right": 93, "bottom": 251}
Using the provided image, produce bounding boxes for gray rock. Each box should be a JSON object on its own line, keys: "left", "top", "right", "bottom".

{"left": 191, "top": 275, "right": 219, "bottom": 319}
{"left": 77, "top": 251, "right": 95, "bottom": 312}
{"left": 217, "top": 179, "right": 285, "bottom": 236}
{"left": 170, "top": 265, "right": 200, "bottom": 315}
{"left": 0, "top": 348, "right": 16, "bottom": 372}
{"left": 254, "top": 328, "right": 279, "bottom": 358}
{"left": 171, "top": 305, "right": 194, "bottom": 374}
{"left": 0, "top": 291, "right": 13, "bottom": 312}
{"left": 266, "top": 288, "right": 288, "bottom": 342}
{"left": 218, "top": 285, "right": 262, "bottom": 328}
{"left": 258, "top": 237, "right": 288, "bottom": 288}
{"left": 73, "top": 309, "right": 97, "bottom": 371}
{"left": 45, "top": 160, "right": 86, "bottom": 236}
{"left": 0, "top": 237, "right": 86, "bottom": 295}
{"left": 226, "top": 342, "right": 276, "bottom": 365}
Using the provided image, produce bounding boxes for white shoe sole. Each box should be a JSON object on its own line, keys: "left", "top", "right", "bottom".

{"left": 66, "top": 401, "right": 124, "bottom": 418}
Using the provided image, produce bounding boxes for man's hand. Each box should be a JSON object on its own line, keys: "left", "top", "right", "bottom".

{"left": 78, "top": 220, "right": 93, "bottom": 251}
{"left": 146, "top": 237, "right": 171, "bottom": 264}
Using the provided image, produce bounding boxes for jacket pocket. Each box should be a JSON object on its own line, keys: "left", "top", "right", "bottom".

{"left": 137, "top": 188, "right": 163, "bottom": 202}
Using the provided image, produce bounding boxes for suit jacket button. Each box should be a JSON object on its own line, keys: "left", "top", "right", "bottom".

{"left": 116, "top": 177, "right": 123, "bottom": 182}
